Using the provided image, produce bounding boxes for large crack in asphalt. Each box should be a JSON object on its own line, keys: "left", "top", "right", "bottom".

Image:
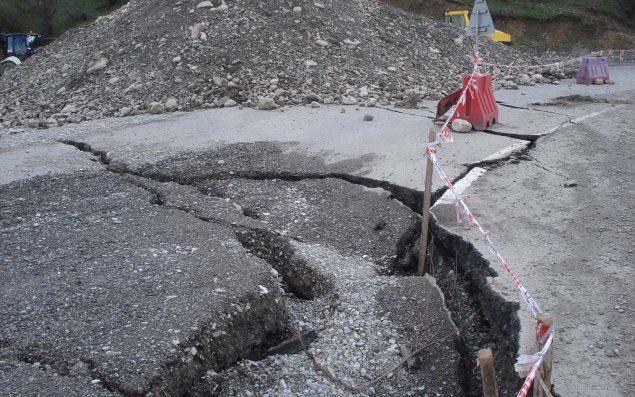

{"left": 55, "top": 137, "right": 530, "bottom": 396}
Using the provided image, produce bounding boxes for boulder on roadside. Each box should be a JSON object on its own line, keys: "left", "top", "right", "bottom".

{"left": 256, "top": 98, "right": 277, "bottom": 111}
{"left": 165, "top": 98, "right": 178, "bottom": 112}
{"left": 451, "top": 118, "right": 472, "bottom": 133}
{"left": 148, "top": 102, "right": 165, "bottom": 114}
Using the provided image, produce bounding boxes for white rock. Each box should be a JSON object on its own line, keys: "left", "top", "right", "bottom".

{"left": 451, "top": 118, "right": 472, "bottom": 133}
{"left": 224, "top": 99, "right": 237, "bottom": 107}
{"left": 61, "top": 104, "right": 76, "bottom": 114}
{"left": 190, "top": 23, "right": 205, "bottom": 39}
{"left": 593, "top": 78, "right": 605, "bottom": 85}
{"left": 165, "top": 98, "right": 178, "bottom": 112}
{"left": 196, "top": 1, "right": 213, "bottom": 8}
{"left": 315, "top": 2, "right": 325, "bottom": 8}
{"left": 148, "top": 102, "right": 165, "bottom": 114}
{"left": 342, "top": 96, "right": 357, "bottom": 105}
{"left": 310, "top": 101, "right": 320, "bottom": 108}
{"left": 532, "top": 73, "right": 544, "bottom": 83}
{"left": 293, "top": 6, "right": 302, "bottom": 12}
{"left": 120, "top": 107, "right": 132, "bottom": 116}
{"left": 257, "top": 98, "right": 278, "bottom": 110}
{"left": 86, "top": 58, "right": 108, "bottom": 74}
{"left": 304, "top": 60, "right": 317, "bottom": 67}
{"left": 315, "top": 39, "right": 329, "bottom": 47}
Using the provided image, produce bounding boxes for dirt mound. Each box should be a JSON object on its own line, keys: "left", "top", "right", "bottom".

{"left": 0, "top": 0, "right": 530, "bottom": 129}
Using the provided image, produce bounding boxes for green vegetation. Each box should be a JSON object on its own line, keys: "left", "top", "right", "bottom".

{"left": 0, "top": 0, "right": 128, "bottom": 37}
{"left": 451, "top": 0, "right": 635, "bottom": 26}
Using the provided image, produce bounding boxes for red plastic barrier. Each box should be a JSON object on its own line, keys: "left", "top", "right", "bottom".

{"left": 576, "top": 56, "right": 609, "bottom": 85}
{"left": 436, "top": 73, "right": 499, "bottom": 131}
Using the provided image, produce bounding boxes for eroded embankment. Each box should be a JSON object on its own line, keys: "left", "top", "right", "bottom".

{"left": 385, "top": 193, "right": 523, "bottom": 396}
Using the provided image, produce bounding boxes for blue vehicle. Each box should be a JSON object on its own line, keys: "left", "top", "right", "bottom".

{"left": 1, "top": 26, "right": 46, "bottom": 76}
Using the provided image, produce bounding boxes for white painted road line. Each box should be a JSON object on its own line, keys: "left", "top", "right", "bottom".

{"left": 434, "top": 167, "right": 487, "bottom": 206}
{"left": 539, "top": 105, "right": 625, "bottom": 136}
{"left": 477, "top": 141, "right": 530, "bottom": 164}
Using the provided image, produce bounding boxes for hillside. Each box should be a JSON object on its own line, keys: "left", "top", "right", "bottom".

{"left": 0, "top": 0, "right": 127, "bottom": 37}
{"left": 383, "top": 0, "right": 635, "bottom": 53}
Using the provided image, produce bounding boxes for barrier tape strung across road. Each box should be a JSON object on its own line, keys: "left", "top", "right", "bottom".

{"left": 425, "top": 53, "right": 559, "bottom": 394}
{"left": 424, "top": 145, "right": 542, "bottom": 315}
{"left": 517, "top": 333, "right": 555, "bottom": 397}
{"left": 480, "top": 49, "right": 632, "bottom": 74}
{"left": 425, "top": 144, "right": 553, "bottom": 395}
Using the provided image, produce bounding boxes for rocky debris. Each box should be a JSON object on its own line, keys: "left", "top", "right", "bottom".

{"left": 0, "top": 0, "right": 533, "bottom": 130}
{"left": 451, "top": 118, "right": 472, "bottom": 132}
{"left": 0, "top": 361, "right": 118, "bottom": 397}
{"left": 216, "top": 244, "right": 463, "bottom": 396}
{"left": 363, "top": 114, "right": 374, "bottom": 121}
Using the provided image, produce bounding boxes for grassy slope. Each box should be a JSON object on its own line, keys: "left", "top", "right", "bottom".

{"left": 384, "top": 0, "right": 635, "bottom": 52}
{"left": 0, "top": 0, "right": 127, "bottom": 37}
{"left": 451, "top": 0, "right": 635, "bottom": 25}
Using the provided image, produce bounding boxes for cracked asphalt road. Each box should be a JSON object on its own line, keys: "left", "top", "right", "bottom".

{"left": 1, "top": 65, "right": 634, "bottom": 396}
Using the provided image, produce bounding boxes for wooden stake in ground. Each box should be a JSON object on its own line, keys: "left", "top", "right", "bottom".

{"left": 418, "top": 128, "right": 436, "bottom": 275}
{"left": 534, "top": 313, "right": 554, "bottom": 397}
{"left": 477, "top": 348, "right": 499, "bottom": 397}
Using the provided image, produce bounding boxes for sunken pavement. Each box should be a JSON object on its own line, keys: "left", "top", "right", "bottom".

{"left": 0, "top": 142, "right": 468, "bottom": 396}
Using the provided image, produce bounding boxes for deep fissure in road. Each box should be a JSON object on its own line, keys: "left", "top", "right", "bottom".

{"left": 55, "top": 139, "right": 525, "bottom": 395}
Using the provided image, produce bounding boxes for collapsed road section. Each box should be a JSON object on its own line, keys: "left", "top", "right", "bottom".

{"left": 0, "top": 140, "right": 524, "bottom": 396}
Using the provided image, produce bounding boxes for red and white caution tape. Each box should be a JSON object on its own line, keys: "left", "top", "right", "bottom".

{"left": 480, "top": 49, "right": 630, "bottom": 74}
{"left": 424, "top": 146, "right": 542, "bottom": 315}
{"left": 516, "top": 332, "right": 555, "bottom": 397}
{"left": 427, "top": 50, "right": 565, "bottom": 396}
{"left": 438, "top": 61, "right": 482, "bottom": 143}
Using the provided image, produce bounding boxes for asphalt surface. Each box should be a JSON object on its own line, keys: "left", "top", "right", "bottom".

{"left": 432, "top": 89, "right": 635, "bottom": 394}
{"left": 1, "top": 64, "right": 634, "bottom": 396}
{"left": 0, "top": 172, "right": 287, "bottom": 395}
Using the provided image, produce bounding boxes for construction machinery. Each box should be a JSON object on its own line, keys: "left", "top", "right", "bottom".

{"left": 1, "top": 26, "right": 46, "bottom": 76}
{"left": 444, "top": 10, "right": 512, "bottom": 44}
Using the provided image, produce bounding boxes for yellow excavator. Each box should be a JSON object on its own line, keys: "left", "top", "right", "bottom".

{"left": 444, "top": 10, "right": 512, "bottom": 44}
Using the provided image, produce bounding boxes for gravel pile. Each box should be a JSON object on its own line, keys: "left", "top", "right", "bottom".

{"left": 0, "top": 0, "right": 533, "bottom": 130}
